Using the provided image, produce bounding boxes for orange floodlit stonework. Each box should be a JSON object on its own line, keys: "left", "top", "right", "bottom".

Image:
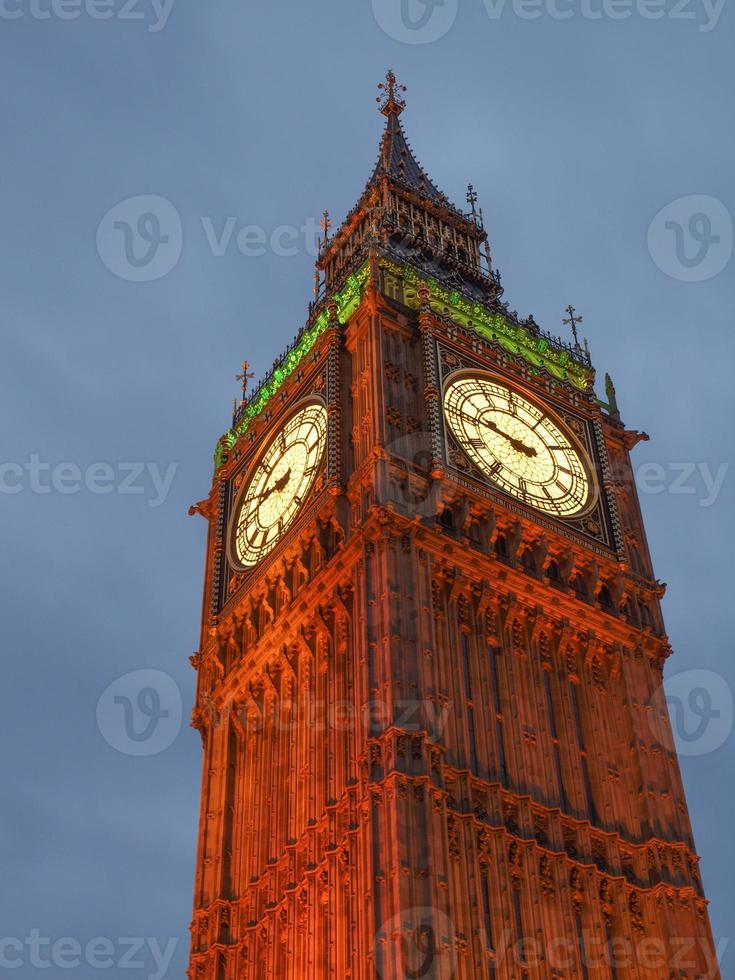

{"left": 187, "top": 74, "right": 719, "bottom": 978}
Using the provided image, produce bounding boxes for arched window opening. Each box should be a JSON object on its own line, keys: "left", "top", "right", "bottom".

{"left": 599, "top": 585, "right": 614, "bottom": 613}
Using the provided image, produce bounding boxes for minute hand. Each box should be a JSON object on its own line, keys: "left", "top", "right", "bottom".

{"left": 459, "top": 411, "right": 537, "bottom": 458}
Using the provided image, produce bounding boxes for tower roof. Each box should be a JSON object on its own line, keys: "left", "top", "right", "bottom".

{"left": 370, "top": 72, "right": 448, "bottom": 207}
{"left": 317, "top": 71, "right": 488, "bottom": 291}
{"left": 369, "top": 111, "right": 450, "bottom": 206}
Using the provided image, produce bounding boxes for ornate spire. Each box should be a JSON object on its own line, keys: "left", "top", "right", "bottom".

{"left": 316, "top": 72, "right": 501, "bottom": 305}
{"left": 376, "top": 69, "right": 407, "bottom": 117}
{"left": 370, "top": 75, "right": 444, "bottom": 205}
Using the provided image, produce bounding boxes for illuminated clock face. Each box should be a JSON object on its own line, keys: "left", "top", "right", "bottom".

{"left": 232, "top": 402, "right": 327, "bottom": 568}
{"left": 443, "top": 375, "right": 593, "bottom": 517}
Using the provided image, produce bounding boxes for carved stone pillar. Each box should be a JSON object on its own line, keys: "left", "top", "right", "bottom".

{"left": 417, "top": 281, "right": 444, "bottom": 480}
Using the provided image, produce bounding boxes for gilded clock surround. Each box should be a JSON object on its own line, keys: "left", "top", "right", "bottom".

{"left": 436, "top": 342, "right": 615, "bottom": 552}
{"left": 228, "top": 400, "right": 327, "bottom": 571}
{"left": 443, "top": 371, "right": 598, "bottom": 520}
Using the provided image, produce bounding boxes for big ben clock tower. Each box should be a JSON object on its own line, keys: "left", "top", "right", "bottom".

{"left": 187, "top": 73, "right": 719, "bottom": 979}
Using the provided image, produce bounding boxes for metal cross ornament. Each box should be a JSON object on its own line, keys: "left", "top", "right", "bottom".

{"left": 562, "top": 305, "right": 584, "bottom": 349}
{"left": 235, "top": 360, "right": 255, "bottom": 401}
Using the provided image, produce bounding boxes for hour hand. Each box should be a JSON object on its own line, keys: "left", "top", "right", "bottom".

{"left": 475, "top": 415, "right": 537, "bottom": 457}
{"left": 507, "top": 435, "right": 537, "bottom": 458}
{"left": 256, "top": 468, "right": 291, "bottom": 503}
{"left": 272, "top": 469, "right": 292, "bottom": 493}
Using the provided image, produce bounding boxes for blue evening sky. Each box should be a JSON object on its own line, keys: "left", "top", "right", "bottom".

{"left": 1, "top": 1, "right": 733, "bottom": 975}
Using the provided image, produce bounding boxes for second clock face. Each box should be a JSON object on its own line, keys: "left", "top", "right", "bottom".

{"left": 443, "top": 375, "right": 593, "bottom": 517}
{"left": 232, "top": 402, "right": 327, "bottom": 568}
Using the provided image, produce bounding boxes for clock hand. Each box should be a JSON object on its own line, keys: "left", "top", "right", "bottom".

{"left": 457, "top": 411, "right": 538, "bottom": 458}
{"left": 255, "top": 468, "right": 292, "bottom": 504}
{"left": 504, "top": 432, "right": 538, "bottom": 458}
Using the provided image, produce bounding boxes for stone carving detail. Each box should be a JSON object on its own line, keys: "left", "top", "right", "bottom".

{"left": 385, "top": 361, "right": 400, "bottom": 382}
{"left": 569, "top": 867, "right": 584, "bottom": 915}
{"left": 540, "top": 854, "right": 556, "bottom": 899}
{"left": 599, "top": 879, "right": 614, "bottom": 927}
{"left": 508, "top": 842, "right": 523, "bottom": 891}
{"left": 447, "top": 815, "right": 461, "bottom": 861}
{"left": 477, "top": 829, "right": 492, "bottom": 868}
{"left": 629, "top": 892, "right": 645, "bottom": 934}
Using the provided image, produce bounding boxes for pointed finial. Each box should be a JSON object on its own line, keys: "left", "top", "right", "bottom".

{"left": 320, "top": 210, "right": 332, "bottom": 251}
{"left": 466, "top": 183, "right": 479, "bottom": 218}
{"left": 377, "top": 69, "right": 407, "bottom": 117}
{"left": 562, "top": 304, "right": 584, "bottom": 351}
{"left": 605, "top": 372, "right": 620, "bottom": 419}
{"left": 235, "top": 360, "right": 255, "bottom": 402}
